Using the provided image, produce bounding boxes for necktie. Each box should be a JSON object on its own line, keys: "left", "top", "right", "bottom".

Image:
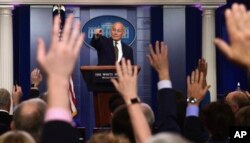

{"left": 114, "top": 41, "right": 118, "bottom": 61}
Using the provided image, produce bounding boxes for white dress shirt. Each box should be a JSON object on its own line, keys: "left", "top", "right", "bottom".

{"left": 113, "top": 40, "right": 123, "bottom": 62}
{"left": 157, "top": 80, "right": 172, "bottom": 90}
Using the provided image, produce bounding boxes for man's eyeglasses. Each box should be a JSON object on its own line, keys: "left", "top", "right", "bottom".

{"left": 111, "top": 28, "right": 123, "bottom": 33}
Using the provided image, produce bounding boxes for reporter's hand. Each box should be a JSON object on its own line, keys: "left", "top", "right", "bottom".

{"left": 215, "top": 3, "right": 250, "bottom": 68}
{"left": 12, "top": 85, "right": 23, "bottom": 106}
{"left": 197, "top": 58, "right": 207, "bottom": 88}
{"left": 37, "top": 14, "right": 84, "bottom": 110}
{"left": 187, "top": 69, "right": 210, "bottom": 106}
{"left": 147, "top": 41, "right": 170, "bottom": 80}
{"left": 37, "top": 15, "right": 84, "bottom": 80}
{"left": 111, "top": 58, "right": 151, "bottom": 143}
{"left": 31, "top": 68, "right": 43, "bottom": 87}
{"left": 111, "top": 58, "right": 138, "bottom": 103}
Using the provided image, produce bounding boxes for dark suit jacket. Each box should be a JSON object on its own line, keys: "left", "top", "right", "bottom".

{"left": 41, "top": 121, "right": 80, "bottom": 143}
{"left": 29, "top": 88, "right": 40, "bottom": 99}
{"left": 153, "top": 88, "right": 180, "bottom": 134}
{"left": 91, "top": 36, "right": 134, "bottom": 65}
{"left": 184, "top": 116, "right": 229, "bottom": 143}
{"left": 183, "top": 116, "right": 207, "bottom": 143}
{"left": 0, "top": 111, "right": 12, "bottom": 135}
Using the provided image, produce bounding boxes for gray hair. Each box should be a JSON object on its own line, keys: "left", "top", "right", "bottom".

{"left": 141, "top": 103, "right": 155, "bottom": 128}
{"left": 147, "top": 133, "right": 191, "bottom": 143}
{"left": 0, "top": 88, "right": 11, "bottom": 110}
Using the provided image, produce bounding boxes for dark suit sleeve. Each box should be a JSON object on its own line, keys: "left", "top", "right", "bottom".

{"left": 0, "top": 113, "right": 12, "bottom": 135}
{"left": 90, "top": 35, "right": 107, "bottom": 51}
{"left": 183, "top": 116, "right": 207, "bottom": 143}
{"left": 41, "top": 121, "right": 79, "bottom": 143}
{"left": 154, "top": 88, "right": 180, "bottom": 133}
{"left": 122, "top": 44, "right": 134, "bottom": 65}
{"left": 90, "top": 36, "right": 99, "bottom": 50}
{"left": 29, "top": 88, "right": 40, "bottom": 99}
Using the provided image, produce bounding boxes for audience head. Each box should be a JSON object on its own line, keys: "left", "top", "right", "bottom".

{"left": 141, "top": 103, "right": 155, "bottom": 128}
{"left": 39, "top": 91, "right": 48, "bottom": 102}
{"left": 0, "top": 88, "right": 11, "bottom": 112}
{"left": 146, "top": 133, "right": 191, "bottom": 143}
{"left": 225, "top": 91, "right": 250, "bottom": 112}
{"left": 87, "top": 132, "right": 129, "bottom": 143}
{"left": 109, "top": 94, "right": 125, "bottom": 114}
{"left": 13, "top": 98, "right": 46, "bottom": 143}
{"left": 0, "top": 130, "right": 35, "bottom": 143}
{"left": 112, "top": 103, "right": 154, "bottom": 143}
{"left": 200, "top": 102, "right": 234, "bottom": 139}
{"left": 111, "top": 22, "right": 125, "bottom": 41}
{"left": 235, "top": 105, "right": 250, "bottom": 126}
{"left": 112, "top": 105, "right": 136, "bottom": 143}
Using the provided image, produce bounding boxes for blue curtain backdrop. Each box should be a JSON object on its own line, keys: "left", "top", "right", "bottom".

{"left": 185, "top": 6, "right": 202, "bottom": 78}
{"left": 150, "top": 6, "right": 163, "bottom": 118}
{"left": 13, "top": 5, "right": 31, "bottom": 100}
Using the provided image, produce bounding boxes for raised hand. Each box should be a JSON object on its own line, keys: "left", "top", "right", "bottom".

{"left": 197, "top": 58, "right": 207, "bottom": 88}
{"left": 187, "top": 69, "right": 210, "bottom": 106}
{"left": 12, "top": 85, "right": 23, "bottom": 106}
{"left": 94, "top": 28, "right": 103, "bottom": 38}
{"left": 214, "top": 3, "right": 250, "bottom": 68}
{"left": 111, "top": 58, "right": 151, "bottom": 143}
{"left": 31, "top": 68, "right": 43, "bottom": 88}
{"left": 147, "top": 41, "right": 169, "bottom": 80}
{"left": 111, "top": 58, "right": 138, "bottom": 103}
{"left": 37, "top": 14, "right": 84, "bottom": 110}
{"left": 37, "top": 15, "right": 84, "bottom": 80}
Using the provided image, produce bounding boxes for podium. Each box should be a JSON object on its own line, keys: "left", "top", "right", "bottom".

{"left": 80, "top": 65, "right": 139, "bottom": 127}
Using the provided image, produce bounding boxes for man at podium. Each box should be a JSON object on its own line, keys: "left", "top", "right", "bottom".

{"left": 91, "top": 22, "right": 134, "bottom": 65}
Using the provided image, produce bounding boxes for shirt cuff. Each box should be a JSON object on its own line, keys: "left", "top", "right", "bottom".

{"left": 44, "top": 108, "right": 72, "bottom": 123}
{"left": 186, "top": 105, "right": 199, "bottom": 117}
{"left": 157, "top": 80, "right": 172, "bottom": 90}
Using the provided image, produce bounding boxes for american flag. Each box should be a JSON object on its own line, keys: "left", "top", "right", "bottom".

{"left": 69, "top": 77, "right": 77, "bottom": 117}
